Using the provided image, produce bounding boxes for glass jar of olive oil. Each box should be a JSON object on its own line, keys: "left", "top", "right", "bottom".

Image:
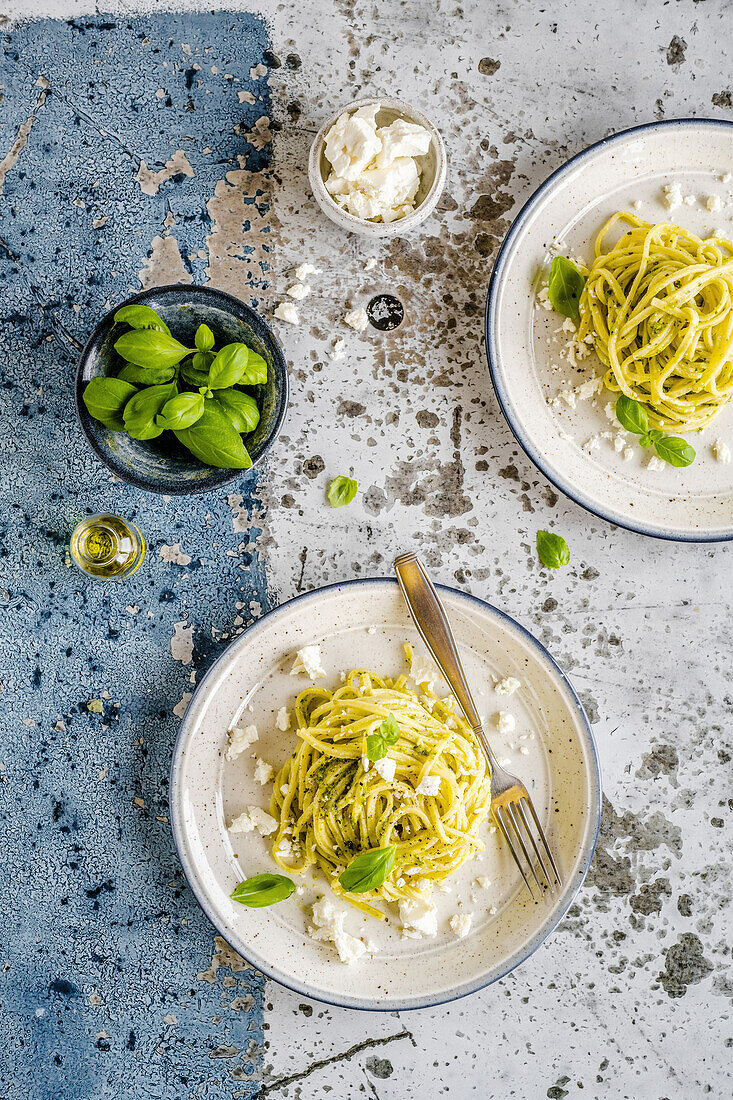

{"left": 70, "top": 513, "right": 146, "bottom": 580}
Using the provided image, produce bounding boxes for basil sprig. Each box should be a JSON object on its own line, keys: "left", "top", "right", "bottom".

{"left": 536, "top": 530, "right": 570, "bottom": 570}
{"left": 615, "top": 396, "right": 695, "bottom": 467}
{"left": 328, "top": 475, "right": 358, "bottom": 508}
{"left": 366, "top": 713, "right": 401, "bottom": 762}
{"left": 547, "top": 257, "right": 586, "bottom": 321}
{"left": 82, "top": 304, "right": 267, "bottom": 470}
{"left": 339, "top": 846, "right": 396, "bottom": 894}
{"left": 231, "top": 873, "right": 295, "bottom": 908}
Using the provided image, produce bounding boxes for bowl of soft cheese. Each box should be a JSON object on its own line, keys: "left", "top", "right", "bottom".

{"left": 308, "top": 96, "right": 446, "bottom": 237}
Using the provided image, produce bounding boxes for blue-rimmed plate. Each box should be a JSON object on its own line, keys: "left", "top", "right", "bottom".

{"left": 486, "top": 119, "right": 733, "bottom": 541}
{"left": 170, "top": 578, "right": 600, "bottom": 1011}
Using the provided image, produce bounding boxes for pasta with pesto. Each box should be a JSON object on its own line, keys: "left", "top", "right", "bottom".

{"left": 577, "top": 211, "right": 733, "bottom": 431}
{"left": 270, "top": 670, "right": 492, "bottom": 918}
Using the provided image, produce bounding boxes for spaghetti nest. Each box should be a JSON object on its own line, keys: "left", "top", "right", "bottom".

{"left": 578, "top": 211, "right": 733, "bottom": 431}
{"left": 270, "top": 670, "right": 492, "bottom": 918}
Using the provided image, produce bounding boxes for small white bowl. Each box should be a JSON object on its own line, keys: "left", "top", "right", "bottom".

{"left": 308, "top": 96, "right": 447, "bottom": 238}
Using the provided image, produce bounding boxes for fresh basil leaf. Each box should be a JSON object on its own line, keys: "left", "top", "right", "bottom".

{"left": 536, "top": 530, "right": 570, "bottom": 570}
{"left": 181, "top": 352, "right": 214, "bottom": 387}
{"left": 547, "top": 257, "right": 586, "bottom": 320}
{"left": 82, "top": 376, "right": 138, "bottom": 431}
{"left": 653, "top": 435, "right": 696, "bottom": 467}
{"left": 231, "top": 873, "right": 295, "bottom": 908}
{"left": 113, "top": 303, "right": 171, "bottom": 336}
{"left": 339, "top": 846, "right": 396, "bottom": 893}
{"left": 241, "top": 349, "right": 267, "bottom": 385}
{"left": 195, "top": 323, "right": 215, "bottom": 353}
{"left": 327, "top": 475, "right": 358, "bottom": 508}
{"left": 214, "top": 388, "right": 260, "bottom": 433}
{"left": 639, "top": 429, "right": 663, "bottom": 449}
{"left": 123, "top": 381, "right": 177, "bottom": 440}
{"left": 114, "top": 329, "right": 192, "bottom": 369}
{"left": 156, "top": 391, "right": 205, "bottom": 430}
{"left": 209, "top": 343, "right": 250, "bottom": 389}
{"left": 174, "top": 402, "right": 253, "bottom": 469}
{"left": 615, "top": 395, "right": 649, "bottom": 436}
{"left": 380, "top": 713, "right": 400, "bottom": 745}
{"left": 118, "top": 362, "right": 177, "bottom": 385}
{"left": 366, "top": 732, "right": 388, "bottom": 761}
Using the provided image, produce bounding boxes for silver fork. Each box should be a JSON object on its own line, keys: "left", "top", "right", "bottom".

{"left": 394, "top": 551, "right": 562, "bottom": 901}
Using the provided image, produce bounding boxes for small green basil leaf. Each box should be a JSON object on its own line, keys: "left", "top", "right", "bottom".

{"left": 113, "top": 303, "right": 171, "bottom": 335}
{"left": 327, "top": 475, "right": 358, "bottom": 508}
{"left": 547, "top": 257, "right": 586, "bottom": 320}
{"left": 380, "top": 713, "right": 401, "bottom": 745}
{"left": 174, "top": 402, "right": 253, "bottom": 469}
{"left": 365, "top": 733, "right": 387, "bottom": 761}
{"left": 118, "top": 362, "right": 177, "bottom": 385}
{"left": 209, "top": 343, "right": 250, "bottom": 389}
{"left": 615, "top": 395, "right": 649, "bottom": 436}
{"left": 123, "top": 381, "right": 177, "bottom": 440}
{"left": 195, "top": 323, "right": 215, "bottom": 353}
{"left": 231, "top": 873, "right": 295, "bottom": 908}
{"left": 83, "top": 376, "right": 138, "bottom": 431}
{"left": 156, "top": 391, "right": 205, "bottom": 430}
{"left": 536, "top": 530, "right": 570, "bottom": 570}
{"left": 339, "top": 846, "right": 396, "bottom": 894}
{"left": 639, "top": 429, "right": 663, "bottom": 449}
{"left": 114, "top": 329, "right": 192, "bottom": 369}
{"left": 240, "top": 349, "right": 267, "bottom": 385}
{"left": 214, "top": 388, "right": 260, "bottom": 433}
{"left": 181, "top": 352, "right": 214, "bottom": 387}
{"left": 654, "top": 435, "right": 696, "bottom": 467}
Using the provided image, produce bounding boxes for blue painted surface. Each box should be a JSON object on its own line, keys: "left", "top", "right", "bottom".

{"left": 0, "top": 14, "right": 274, "bottom": 1098}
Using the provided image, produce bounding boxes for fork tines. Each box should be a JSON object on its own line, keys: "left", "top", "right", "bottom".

{"left": 493, "top": 795, "right": 562, "bottom": 901}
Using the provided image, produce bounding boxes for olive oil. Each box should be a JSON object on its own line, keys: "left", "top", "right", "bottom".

{"left": 70, "top": 513, "right": 145, "bottom": 579}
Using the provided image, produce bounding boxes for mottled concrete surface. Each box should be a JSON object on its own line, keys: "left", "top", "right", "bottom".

{"left": 0, "top": 1, "right": 731, "bottom": 1098}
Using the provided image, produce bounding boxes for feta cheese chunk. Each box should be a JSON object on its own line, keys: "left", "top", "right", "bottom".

{"left": 343, "top": 307, "right": 369, "bottom": 332}
{"left": 706, "top": 194, "right": 723, "bottom": 213}
{"left": 494, "top": 676, "right": 520, "bottom": 696}
{"left": 449, "top": 912, "right": 473, "bottom": 938}
{"left": 662, "top": 182, "right": 683, "bottom": 211}
{"left": 494, "top": 711, "right": 516, "bottom": 735}
{"left": 647, "top": 455, "right": 665, "bottom": 472}
{"left": 225, "top": 724, "right": 258, "bottom": 761}
{"left": 399, "top": 896, "right": 438, "bottom": 938}
{"left": 415, "top": 775, "right": 441, "bottom": 796}
{"left": 712, "top": 438, "right": 731, "bottom": 464}
{"left": 324, "top": 109, "right": 382, "bottom": 181}
{"left": 293, "top": 262, "right": 319, "bottom": 281}
{"left": 286, "top": 282, "right": 310, "bottom": 300}
{"left": 274, "top": 301, "right": 299, "bottom": 325}
{"left": 290, "top": 644, "right": 326, "bottom": 680}
{"left": 373, "top": 756, "right": 396, "bottom": 783}
{"left": 228, "top": 805, "right": 278, "bottom": 836}
{"left": 275, "top": 706, "right": 291, "bottom": 731}
{"left": 253, "top": 758, "right": 273, "bottom": 786}
{"left": 374, "top": 117, "right": 431, "bottom": 169}
{"left": 309, "top": 897, "right": 367, "bottom": 964}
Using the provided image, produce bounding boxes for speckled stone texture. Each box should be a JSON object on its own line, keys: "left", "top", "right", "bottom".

{"left": 1, "top": 1, "right": 732, "bottom": 1098}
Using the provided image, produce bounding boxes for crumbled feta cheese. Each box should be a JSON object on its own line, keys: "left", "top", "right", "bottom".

{"left": 361, "top": 753, "right": 371, "bottom": 771}
{"left": 647, "top": 456, "right": 665, "bottom": 472}
{"left": 366, "top": 625, "right": 376, "bottom": 635}
{"left": 329, "top": 337, "right": 345, "bottom": 360}
{"left": 536, "top": 285, "right": 552, "bottom": 310}
{"left": 721, "top": 173, "right": 732, "bottom": 184}
{"left": 399, "top": 896, "right": 438, "bottom": 938}
{"left": 415, "top": 775, "right": 441, "bottom": 796}
{"left": 449, "top": 912, "right": 473, "bottom": 939}
{"left": 683, "top": 193, "right": 696, "bottom": 206}
{"left": 275, "top": 706, "right": 291, "bottom": 732}
{"left": 661, "top": 182, "right": 683, "bottom": 211}
{"left": 474, "top": 876, "right": 491, "bottom": 889}
{"left": 253, "top": 758, "right": 273, "bottom": 786}
{"left": 294, "top": 262, "right": 319, "bottom": 281}
{"left": 623, "top": 447, "right": 635, "bottom": 462}
{"left": 494, "top": 677, "right": 520, "bottom": 696}
{"left": 494, "top": 711, "right": 516, "bottom": 735}
{"left": 373, "top": 756, "right": 396, "bottom": 783}
{"left": 309, "top": 897, "right": 367, "bottom": 964}
{"left": 274, "top": 301, "right": 299, "bottom": 325}
{"left": 343, "top": 307, "right": 369, "bottom": 332}
{"left": 712, "top": 438, "right": 732, "bottom": 464}
{"left": 228, "top": 805, "right": 278, "bottom": 836}
{"left": 286, "top": 282, "right": 310, "bottom": 300}
{"left": 631, "top": 199, "right": 642, "bottom": 210}
{"left": 706, "top": 194, "right": 723, "bottom": 214}
{"left": 409, "top": 655, "right": 439, "bottom": 692}
{"left": 584, "top": 435, "right": 601, "bottom": 452}
{"left": 225, "top": 724, "right": 258, "bottom": 761}
{"left": 290, "top": 644, "right": 326, "bottom": 680}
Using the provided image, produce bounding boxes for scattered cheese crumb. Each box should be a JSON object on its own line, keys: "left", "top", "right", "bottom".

{"left": 225, "top": 724, "right": 258, "bottom": 761}
{"left": 415, "top": 775, "right": 441, "bottom": 796}
{"left": 253, "top": 758, "right": 273, "bottom": 785}
{"left": 373, "top": 756, "right": 396, "bottom": 783}
{"left": 399, "top": 897, "right": 438, "bottom": 938}
{"left": 228, "top": 805, "right": 277, "bottom": 835}
{"left": 494, "top": 711, "right": 516, "bottom": 735}
{"left": 706, "top": 194, "right": 723, "bottom": 214}
{"left": 290, "top": 644, "right": 326, "bottom": 680}
{"left": 475, "top": 876, "right": 491, "bottom": 889}
{"left": 294, "top": 262, "right": 319, "bottom": 281}
{"left": 329, "top": 337, "right": 345, "bottom": 360}
{"left": 275, "top": 706, "right": 291, "bottom": 731}
{"left": 449, "top": 912, "right": 473, "bottom": 938}
{"left": 309, "top": 897, "right": 367, "bottom": 964}
{"left": 274, "top": 301, "right": 300, "bottom": 325}
{"left": 661, "top": 182, "right": 682, "bottom": 211}
{"left": 494, "top": 677, "right": 521, "bottom": 696}
{"left": 647, "top": 456, "right": 665, "bottom": 472}
{"left": 712, "top": 438, "right": 731, "bottom": 464}
{"left": 343, "top": 307, "right": 369, "bottom": 332}
{"left": 286, "top": 283, "right": 310, "bottom": 300}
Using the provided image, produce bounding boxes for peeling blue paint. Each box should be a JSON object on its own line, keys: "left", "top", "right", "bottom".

{"left": 0, "top": 13, "right": 273, "bottom": 1098}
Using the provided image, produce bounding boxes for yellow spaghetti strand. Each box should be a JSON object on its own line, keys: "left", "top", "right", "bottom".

{"left": 269, "top": 670, "right": 492, "bottom": 918}
{"left": 577, "top": 211, "right": 733, "bottom": 431}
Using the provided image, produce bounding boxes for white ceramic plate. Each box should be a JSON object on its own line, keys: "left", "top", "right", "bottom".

{"left": 486, "top": 119, "right": 733, "bottom": 541}
{"left": 170, "top": 579, "right": 600, "bottom": 1010}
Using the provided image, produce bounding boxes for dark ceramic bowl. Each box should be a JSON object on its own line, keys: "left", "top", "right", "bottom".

{"left": 75, "top": 284, "right": 289, "bottom": 494}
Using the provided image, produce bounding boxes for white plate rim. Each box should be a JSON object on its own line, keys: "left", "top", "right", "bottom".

{"left": 169, "top": 577, "right": 602, "bottom": 1011}
{"left": 485, "top": 116, "right": 733, "bottom": 544}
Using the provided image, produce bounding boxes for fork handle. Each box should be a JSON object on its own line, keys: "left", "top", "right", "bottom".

{"left": 394, "top": 552, "right": 483, "bottom": 731}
